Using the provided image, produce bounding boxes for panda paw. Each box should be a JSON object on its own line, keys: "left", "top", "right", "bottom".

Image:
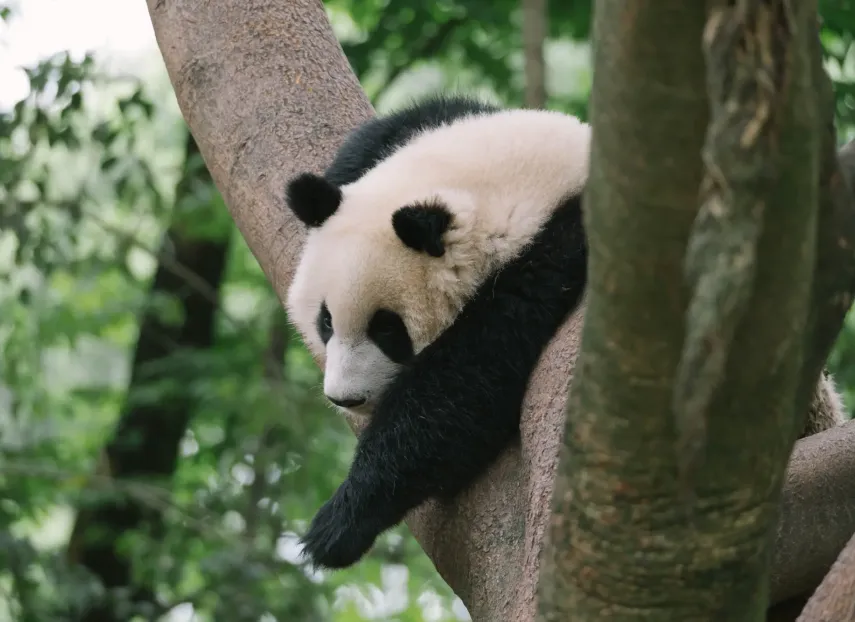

{"left": 300, "top": 481, "right": 383, "bottom": 569}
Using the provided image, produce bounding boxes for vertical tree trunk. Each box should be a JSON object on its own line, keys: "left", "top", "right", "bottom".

{"left": 539, "top": 2, "right": 855, "bottom": 620}
{"left": 67, "top": 132, "right": 231, "bottom": 622}
{"left": 522, "top": 0, "right": 547, "bottom": 108}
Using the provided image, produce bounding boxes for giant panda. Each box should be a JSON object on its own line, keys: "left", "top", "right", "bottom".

{"left": 284, "top": 94, "right": 847, "bottom": 570}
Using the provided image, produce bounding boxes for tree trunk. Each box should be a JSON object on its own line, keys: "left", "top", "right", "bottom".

{"left": 67, "top": 132, "right": 231, "bottom": 622}
{"left": 539, "top": 2, "right": 855, "bottom": 620}
{"left": 144, "top": 1, "right": 855, "bottom": 620}
{"left": 522, "top": 0, "right": 547, "bottom": 108}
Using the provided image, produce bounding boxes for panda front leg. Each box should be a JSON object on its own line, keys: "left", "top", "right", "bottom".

{"left": 299, "top": 453, "right": 405, "bottom": 570}
{"left": 300, "top": 357, "right": 521, "bottom": 569}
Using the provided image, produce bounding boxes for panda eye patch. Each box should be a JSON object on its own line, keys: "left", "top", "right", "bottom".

{"left": 368, "top": 309, "right": 414, "bottom": 364}
{"left": 317, "top": 303, "right": 333, "bottom": 344}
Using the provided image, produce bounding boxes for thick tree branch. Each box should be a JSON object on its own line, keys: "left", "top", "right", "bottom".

{"left": 145, "top": 0, "right": 373, "bottom": 300}
{"left": 771, "top": 16, "right": 855, "bottom": 614}
{"left": 767, "top": 132, "right": 855, "bottom": 620}
{"left": 146, "top": 2, "right": 855, "bottom": 620}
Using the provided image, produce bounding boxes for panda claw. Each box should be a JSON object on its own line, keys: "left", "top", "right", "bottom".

{"left": 300, "top": 481, "right": 381, "bottom": 569}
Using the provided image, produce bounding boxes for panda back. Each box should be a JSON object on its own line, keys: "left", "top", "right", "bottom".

{"left": 325, "top": 94, "right": 500, "bottom": 187}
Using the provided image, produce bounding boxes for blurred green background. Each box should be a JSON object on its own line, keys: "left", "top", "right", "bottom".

{"left": 0, "top": 1, "right": 853, "bottom": 620}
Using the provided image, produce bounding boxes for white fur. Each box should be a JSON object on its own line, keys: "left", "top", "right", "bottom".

{"left": 287, "top": 109, "right": 592, "bottom": 414}
{"left": 322, "top": 337, "right": 400, "bottom": 410}
{"left": 805, "top": 371, "right": 848, "bottom": 435}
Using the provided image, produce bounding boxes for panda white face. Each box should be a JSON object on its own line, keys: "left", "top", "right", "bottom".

{"left": 286, "top": 208, "right": 469, "bottom": 415}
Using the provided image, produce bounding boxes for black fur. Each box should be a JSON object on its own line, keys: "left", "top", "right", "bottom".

{"left": 325, "top": 95, "right": 500, "bottom": 187}
{"left": 392, "top": 201, "right": 453, "bottom": 257}
{"left": 285, "top": 95, "right": 495, "bottom": 232}
{"left": 286, "top": 172, "right": 342, "bottom": 228}
{"left": 367, "top": 310, "right": 415, "bottom": 364}
{"left": 298, "top": 95, "right": 589, "bottom": 569}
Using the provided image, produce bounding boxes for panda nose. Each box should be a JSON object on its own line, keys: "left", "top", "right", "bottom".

{"left": 326, "top": 395, "right": 367, "bottom": 408}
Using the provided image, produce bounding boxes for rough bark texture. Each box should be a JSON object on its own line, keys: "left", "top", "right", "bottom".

{"left": 145, "top": 1, "right": 855, "bottom": 620}
{"left": 146, "top": 0, "right": 374, "bottom": 300}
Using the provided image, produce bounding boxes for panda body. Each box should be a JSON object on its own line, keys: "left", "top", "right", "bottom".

{"left": 284, "top": 95, "right": 847, "bottom": 570}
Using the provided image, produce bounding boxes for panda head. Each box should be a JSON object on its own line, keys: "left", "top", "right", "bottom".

{"left": 284, "top": 171, "right": 483, "bottom": 415}
{"left": 284, "top": 105, "right": 591, "bottom": 415}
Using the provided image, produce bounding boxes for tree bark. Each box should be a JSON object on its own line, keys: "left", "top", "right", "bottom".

{"left": 796, "top": 532, "right": 855, "bottom": 621}
{"left": 539, "top": 2, "right": 855, "bottom": 620}
{"left": 145, "top": 1, "right": 855, "bottom": 620}
{"left": 770, "top": 420, "right": 855, "bottom": 618}
{"left": 522, "top": 0, "right": 548, "bottom": 108}
{"left": 67, "top": 132, "right": 231, "bottom": 622}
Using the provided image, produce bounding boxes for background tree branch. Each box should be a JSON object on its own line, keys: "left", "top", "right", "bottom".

{"left": 67, "top": 132, "right": 231, "bottom": 622}
{"left": 145, "top": 1, "right": 855, "bottom": 619}
{"left": 522, "top": 0, "right": 547, "bottom": 108}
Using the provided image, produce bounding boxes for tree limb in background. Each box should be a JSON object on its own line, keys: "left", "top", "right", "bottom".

{"left": 522, "top": 0, "right": 547, "bottom": 108}
{"left": 67, "top": 132, "right": 231, "bottom": 622}
{"left": 373, "top": 17, "right": 466, "bottom": 103}
{"left": 145, "top": 1, "right": 855, "bottom": 620}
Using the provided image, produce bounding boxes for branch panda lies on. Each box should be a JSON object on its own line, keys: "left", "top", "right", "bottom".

{"left": 284, "top": 94, "right": 847, "bottom": 570}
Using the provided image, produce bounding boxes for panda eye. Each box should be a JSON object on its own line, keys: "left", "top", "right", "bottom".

{"left": 316, "top": 303, "right": 334, "bottom": 344}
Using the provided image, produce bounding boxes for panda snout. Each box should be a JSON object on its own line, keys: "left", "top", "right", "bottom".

{"left": 326, "top": 395, "right": 367, "bottom": 409}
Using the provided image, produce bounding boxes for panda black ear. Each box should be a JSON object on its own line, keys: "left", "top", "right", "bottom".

{"left": 285, "top": 173, "right": 342, "bottom": 228}
{"left": 392, "top": 201, "right": 453, "bottom": 258}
